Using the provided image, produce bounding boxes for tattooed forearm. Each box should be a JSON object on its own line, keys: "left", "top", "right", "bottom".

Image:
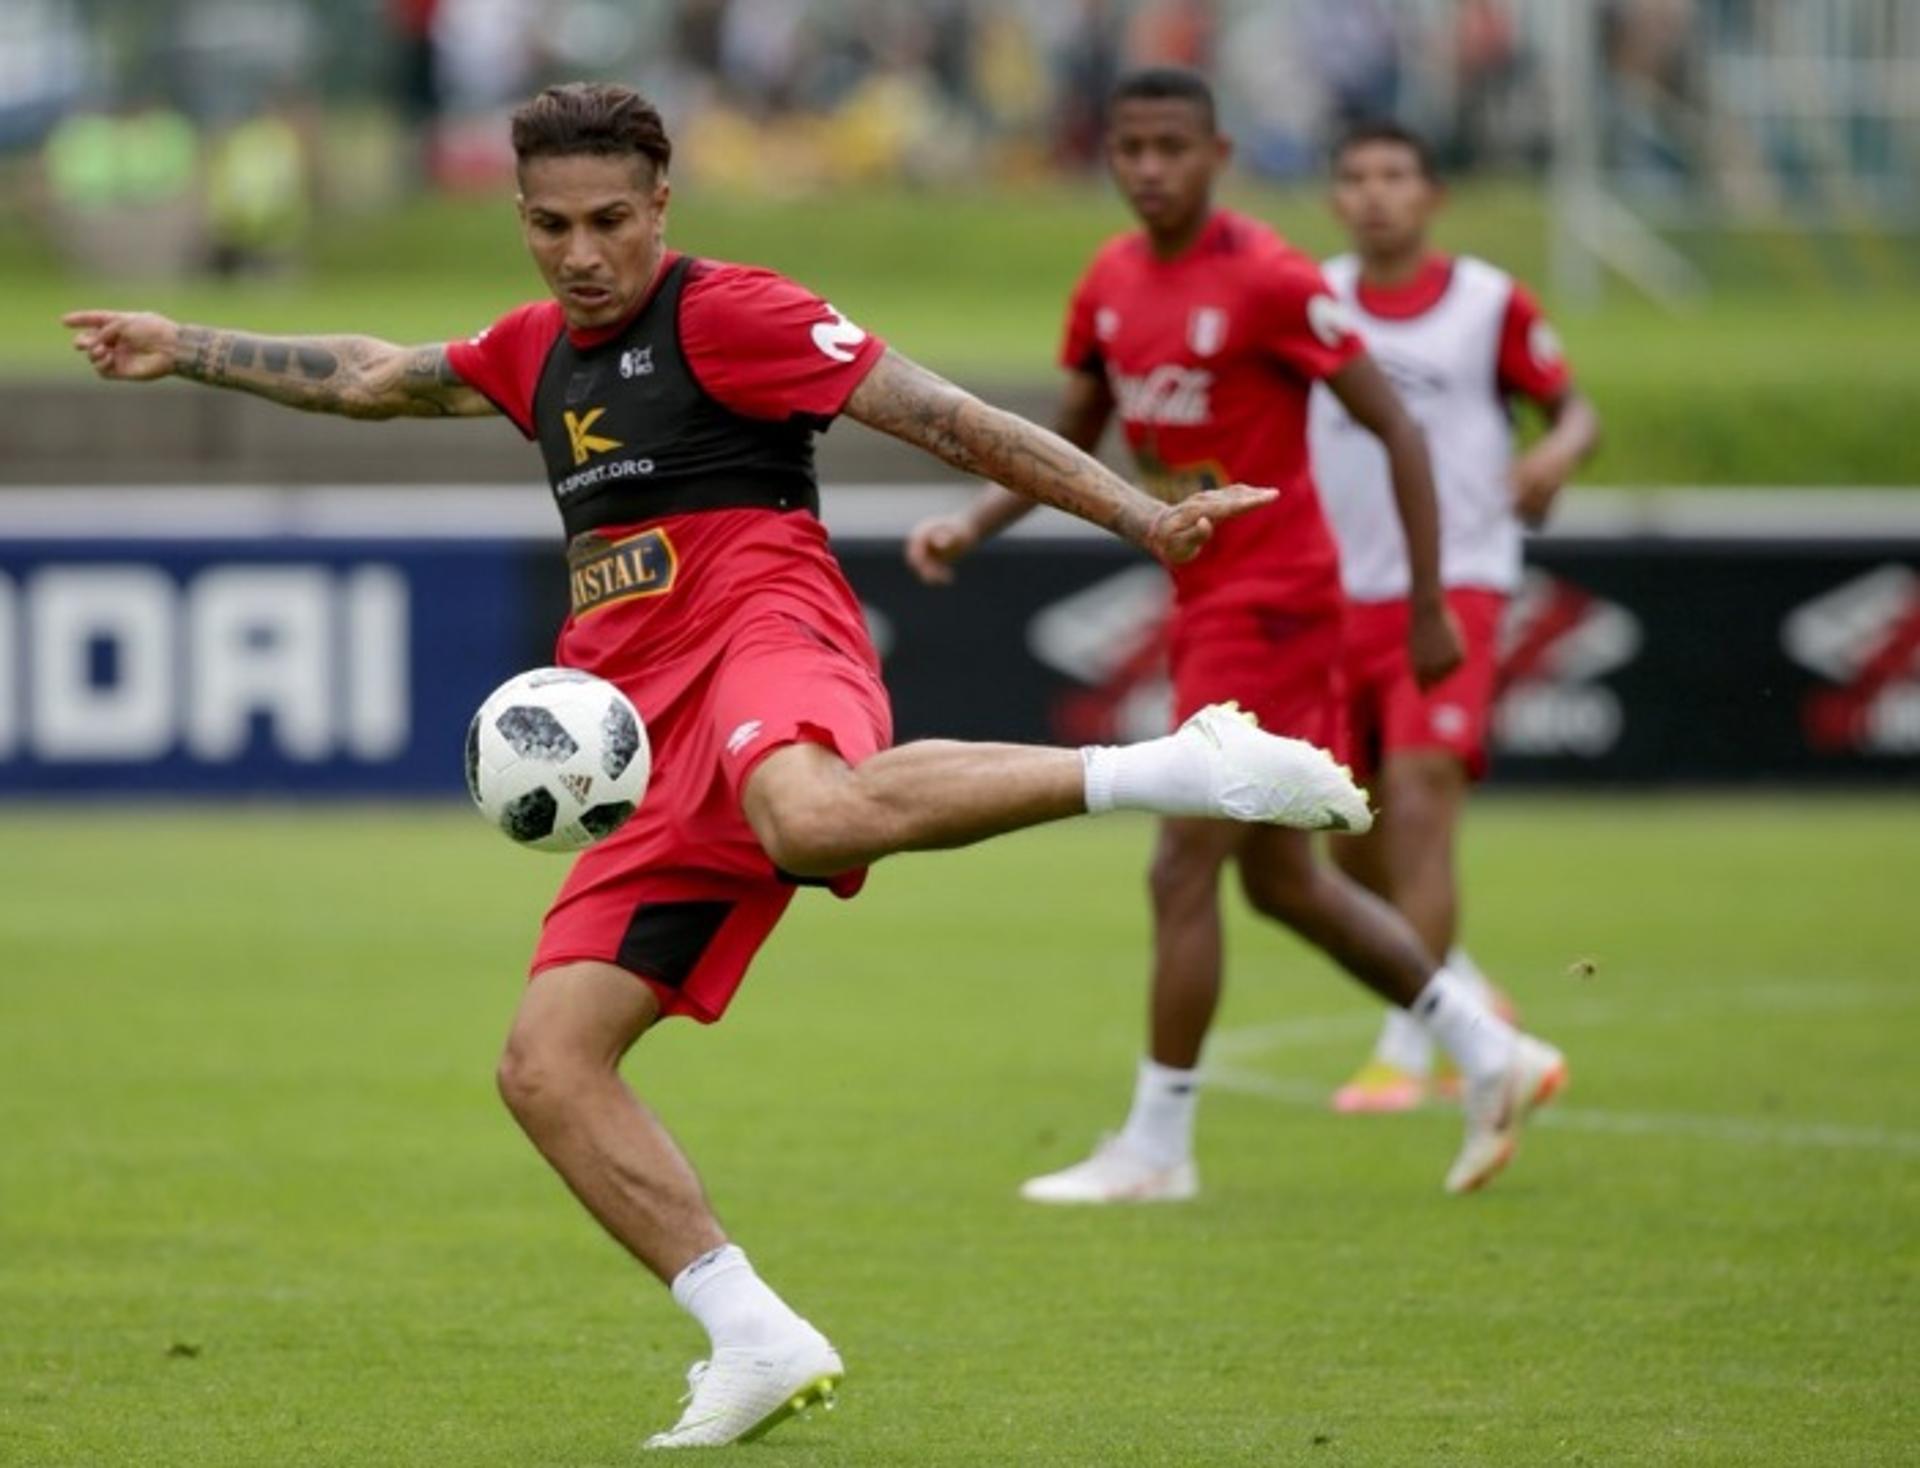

{"left": 403, "top": 345, "right": 465, "bottom": 388}
{"left": 846, "top": 350, "right": 1161, "bottom": 548}
{"left": 169, "top": 327, "right": 493, "bottom": 420}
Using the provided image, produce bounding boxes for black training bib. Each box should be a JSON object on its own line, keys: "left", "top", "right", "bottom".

{"left": 532, "top": 256, "right": 822, "bottom": 539}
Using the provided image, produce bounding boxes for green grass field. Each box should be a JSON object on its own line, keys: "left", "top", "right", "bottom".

{"left": 2, "top": 799, "right": 1914, "bottom": 1466}
{"left": 7, "top": 183, "right": 1920, "bottom": 483}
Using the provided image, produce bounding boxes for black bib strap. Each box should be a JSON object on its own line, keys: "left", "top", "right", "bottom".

{"left": 562, "top": 472, "right": 819, "bottom": 533}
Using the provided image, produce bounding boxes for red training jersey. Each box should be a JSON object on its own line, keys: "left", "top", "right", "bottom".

{"left": 1062, "top": 209, "right": 1365, "bottom": 615}
{"left": 445, "top": 254, "right": 887, "bottom": 674}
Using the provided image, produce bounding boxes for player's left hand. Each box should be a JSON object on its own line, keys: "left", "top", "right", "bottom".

{"left": 905, "top": 514, "right": 979, "bottom": 585}
{"left": 1511, "top": 444, "right": 1576, "bottom": 528}
{"left": 1146, "top": 485, "right": 1278, "bottom": 565}
{"left": 1408, "top": 598, "right": 1466, "bottom": 689}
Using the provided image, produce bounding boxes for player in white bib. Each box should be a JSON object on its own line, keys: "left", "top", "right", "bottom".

{"left": 1308, "top": 122, "right": 1601, "bottom": 1112}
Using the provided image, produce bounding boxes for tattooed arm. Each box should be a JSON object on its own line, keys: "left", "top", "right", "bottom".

{"left": 62, "top": 310, "right": 496, "bottom": 420}
{"left": 903, "top": 368, "right": 1114, "bottom": 585}
{"left": 845, "top": 347, "right": 1273, "bottom": 566}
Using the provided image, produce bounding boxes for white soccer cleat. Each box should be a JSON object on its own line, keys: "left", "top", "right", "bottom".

{"left": 1444, "top": 1035, "right": 1569, "bottom": 1195}
{"left": 1019, "top": 1136, "right": 1199, "bottom": 1205}
{"left": 1179, "top": 703, "right": 1373, "bottom": 833}
{"left": 642, "top": 1331, "right": 843, "bottom": 1450}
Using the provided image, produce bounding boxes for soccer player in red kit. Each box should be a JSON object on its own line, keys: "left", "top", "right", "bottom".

{"left": 64, "top": 83, "right": 1375, "bottom": 1448}
{"left": 1312, "top": 122, "right": 1601, "bottom": 1112}
{"left": 908, "top": 70, "right": 1567, "bottom": 1205}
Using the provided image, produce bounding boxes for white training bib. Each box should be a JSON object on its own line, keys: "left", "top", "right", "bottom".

{"left": 1309, "top": 254, "right": 1520, "bottom": 601}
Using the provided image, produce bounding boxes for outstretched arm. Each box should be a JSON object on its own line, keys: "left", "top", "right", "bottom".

{"left": 849, "top": 347, "right": 1267, "bottom": 568}
{"left": 63, "top": 309, "right": 496, "bottom": 420}
{"left": 904, "top": 368, "right": 1114, "bottom": 585}
{"left": 1324, "top": 353, "right": 1464, "bottom": 688}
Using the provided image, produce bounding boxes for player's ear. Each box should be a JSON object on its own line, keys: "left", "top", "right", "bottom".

{"left": 651, "top": 178, "right": 671, "bottom": 250}
{"left": 1213, "top": 133, "right": 1234, "bottom": 170}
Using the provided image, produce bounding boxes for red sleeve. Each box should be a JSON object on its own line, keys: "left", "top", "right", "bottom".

{"left": 444, "top": 301, "right": 563, "bottom": 439}
{"left": 1255, "top": 257, "right": 1366, "bottom": 382}
{"left": 678, "top": 264, "right": 887, "bottom": 425}
{"left": 1496, "top": 284, "right": 1573, "bottom": 405}
{"left": 1058, "top": 264, "right": 1105, "bottom": 375}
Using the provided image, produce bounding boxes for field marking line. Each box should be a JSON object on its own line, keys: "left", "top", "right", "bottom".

{"left": 1207, "top": 1014, "right": 1379, "bottom": 1058}
{"left": 1202, "top": 1065, "right": 1920, "bottom": 1158}
{"left": 1210, "top": 982, "right": 1914, "bottom": 1062}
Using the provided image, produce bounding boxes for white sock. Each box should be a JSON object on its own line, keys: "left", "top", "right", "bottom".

{"left": 1374, "top": 947, "right": 1488, "bottom": 1075}
{"left": 1411, "top": 968, "right": 1517, "bottom": 1084}
{"left": 1446, "top": 946, "right": 1495, "bottom": 1003}
{"left": 670, "top": 1244, "right": 811, "bottom": 1351}
{"left": 1373, "top": 1006, "right": 1435, "bottom": 1077}
{"left": 1116, "top": 1057, "right": 1200, "bottom": 1169}
{"left": 1081, "top": 738, "right": 1211, "bottom": 817}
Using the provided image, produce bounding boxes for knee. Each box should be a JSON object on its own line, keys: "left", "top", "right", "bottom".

{"left": 496, "top": 1024, "right": 579, "bottom": 1128}
{"left": 1382, "top": 757, "right": 1462, "bottom": 835}
{"left": 748, "top": 781, "right": 845, "bottom": 876}
{"left": 1241, "top": 857, "right": 1321, "bottom": 926}
{"left": 1149, "top": 842, "right": 1222, "bottom": 916}
{"left": 743, "top": 749, "right": 857, "bottom": 877}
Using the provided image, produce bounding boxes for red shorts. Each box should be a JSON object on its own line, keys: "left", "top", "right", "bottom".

{"left": 1343, "top": 588, "right": 1507, "bottom": 782}
{"left": 532, "top": 609, "right": 893, "bottom": 1023}
{"left": 1168, "top": 602, "right": 1346, "bottom": 752}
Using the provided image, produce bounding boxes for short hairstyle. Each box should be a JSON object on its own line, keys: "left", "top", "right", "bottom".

{"left": 511, "top": 82, "right": 672, "bottom": 177}
{"left": 1331, "top": 120, "right": 1439, "bottom": 181}
{"left": 1108, "top": 68, "right": 1218, "bottom": 133}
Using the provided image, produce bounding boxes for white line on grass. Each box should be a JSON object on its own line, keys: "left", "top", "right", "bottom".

{"left": 1202, "top": 1065, "right": 1920, "bottom": 1158}
{"left": 1206, "top": 1014, "right": 1379, "bottom": 1058}
{"left": 1209, "top": 982, "right": 1915, "bottom": 1062}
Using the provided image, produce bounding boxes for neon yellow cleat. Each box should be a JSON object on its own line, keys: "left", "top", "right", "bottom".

{"left": 1330, "top": 1059, "right": 1430, "bottom": 1114}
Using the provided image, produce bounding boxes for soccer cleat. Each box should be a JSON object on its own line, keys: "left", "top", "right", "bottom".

{"left": 1019, "top": 1135, "right": 1199, "bottom": 1205}
{"left": 1179, "top": 702, "right": 1374, "bottom": 833}
{"left": 1444, "top": 1035, "right": 1569, "bottom": 1195}
{"left": 1330, "top": 1059, "right": 1430, "bottom": 1114}
{"left": 642, "top": 1331, "right": 843, "bottom": 1450}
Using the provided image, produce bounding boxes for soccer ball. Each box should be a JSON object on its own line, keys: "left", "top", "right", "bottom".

{"left": 465, "top": 668, "right": 651, "bottom": 852}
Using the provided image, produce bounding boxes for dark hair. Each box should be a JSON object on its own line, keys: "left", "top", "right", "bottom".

{"left": 1108, "top": 67, "right": 1218, "bottom": 132}
{"left": 511, "top": 82, "right": 672, "bottom": 177}
{"left": 1331, "top": 120, "right": 1438, "bottom": 180}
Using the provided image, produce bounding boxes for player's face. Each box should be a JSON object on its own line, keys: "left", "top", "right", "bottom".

{"left": 1330, "top": 142, "right": 1441, "bottom": 258}
{"left": 518, "top": 154, "right": 670, "bottom": 331}
{"left": 1106, "top": 99, "right": 1227, "bottom": 238}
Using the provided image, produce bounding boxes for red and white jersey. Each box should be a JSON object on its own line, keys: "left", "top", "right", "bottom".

{"left": 1308, "top": 253, "right": 1571, "bottom": 601}
{"left": 1063, "top": 209, "right": 1364, "bottom": 616}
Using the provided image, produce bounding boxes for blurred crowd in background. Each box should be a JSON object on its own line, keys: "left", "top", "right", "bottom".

{"left": 3, "top": 0, "right": 1915, "bottom": 278}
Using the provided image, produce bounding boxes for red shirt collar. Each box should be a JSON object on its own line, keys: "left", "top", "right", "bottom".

{"left": 1355, "top": 253, "right": 1454, "bottom": 320}
{"left": 1137, "top": 208, "right": 1237, "bottom": 267}
{"left": 564, "top": 250, "right": 681, "bottom": 349}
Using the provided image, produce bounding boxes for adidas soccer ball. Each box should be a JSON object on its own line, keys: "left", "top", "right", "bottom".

{"left": 465, "top": 668, "right": 651, "bottom": 852}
